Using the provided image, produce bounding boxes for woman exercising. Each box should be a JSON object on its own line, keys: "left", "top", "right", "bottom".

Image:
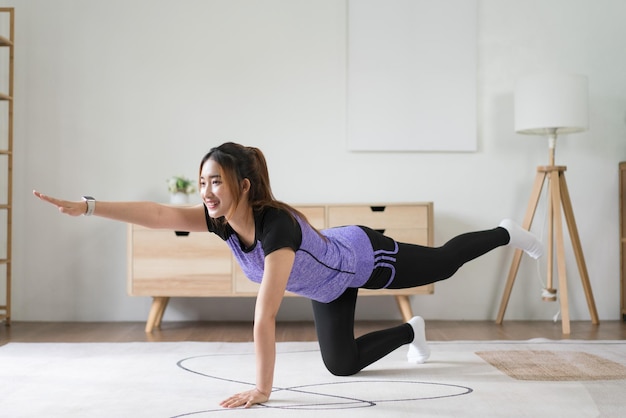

{"left": 33, "top": 142, "right": 543, "bottom": 409}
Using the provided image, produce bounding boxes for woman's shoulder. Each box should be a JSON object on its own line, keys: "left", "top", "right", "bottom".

{"left": 255, "top": 204, "right": 303, "bottom": 254}
{"left": 255, "top": 204, "right": 297, "bottom": 226}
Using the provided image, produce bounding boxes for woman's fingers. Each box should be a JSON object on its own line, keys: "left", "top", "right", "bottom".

{"left": 33, "top": 190, "right": 86, "bottom": 217}
{"left": 220, "top": 389, "right": 268, "bottom": 409}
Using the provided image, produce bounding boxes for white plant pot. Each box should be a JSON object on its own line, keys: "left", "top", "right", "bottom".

{"left": 170, "top": 192, "right": 189, "bottom": 205}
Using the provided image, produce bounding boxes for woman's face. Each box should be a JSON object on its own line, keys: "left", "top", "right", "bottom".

{"left": 199, "top": 158, "right": 237, "bottom": 219}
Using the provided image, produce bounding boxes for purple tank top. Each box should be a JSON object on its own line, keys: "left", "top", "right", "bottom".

{"left": 207, "top": 207, "right": 375, "bottom": 303}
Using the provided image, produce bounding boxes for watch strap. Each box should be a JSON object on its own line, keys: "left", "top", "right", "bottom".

{"left": 82, "top": 196, "right": 96, "bottom": 216}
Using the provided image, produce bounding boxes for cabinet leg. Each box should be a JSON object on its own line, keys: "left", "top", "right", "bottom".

{"left": 395, "top": 296, "right": 414, "bottom": 322}
{"left": 146, "top": 297, "right": 169, "bottom": 333}
{"left": 154, "top": 297, "right": 169, "bottom": 329}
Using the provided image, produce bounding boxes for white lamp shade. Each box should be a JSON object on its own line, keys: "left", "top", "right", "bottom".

{"left": 514, "top": 73, "right": 589, "bottom": 135}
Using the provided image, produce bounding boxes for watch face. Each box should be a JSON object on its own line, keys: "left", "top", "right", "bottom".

{"left": 83, "top": 196, "right": 95, "bottom": 201}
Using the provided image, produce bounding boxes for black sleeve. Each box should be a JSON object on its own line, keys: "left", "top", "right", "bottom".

{"left": 257, "top": 207, "right": 302, "bottom": 255}
{"left": 203, "top": 205, "right": 232, "bottom": 241}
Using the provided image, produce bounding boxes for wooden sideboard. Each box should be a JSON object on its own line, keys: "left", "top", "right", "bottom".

{"left": 127, "top": 203, "right": 434, "bottom": 332}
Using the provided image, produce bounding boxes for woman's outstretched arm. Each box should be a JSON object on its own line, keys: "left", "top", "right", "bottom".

{"left": 33, "top": 190, "right": 208, "bottom": 232}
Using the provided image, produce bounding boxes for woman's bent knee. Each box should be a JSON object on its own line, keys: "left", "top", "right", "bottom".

{"left": 323, "top": 359, "right": 360, "bottom": 377}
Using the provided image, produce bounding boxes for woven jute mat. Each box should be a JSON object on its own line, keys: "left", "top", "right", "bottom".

{"left": 476, "top": 350, "right": 626, "bottom": 381}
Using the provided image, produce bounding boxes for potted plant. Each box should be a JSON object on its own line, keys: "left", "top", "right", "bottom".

{"left": 167, "top": 175, "right": 196, "bottom": 205}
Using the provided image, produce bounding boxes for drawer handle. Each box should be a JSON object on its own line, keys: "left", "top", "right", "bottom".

{"left": 370, "top": 206, "right": 386, "bottom": 212}
{"left": 374, "top": 229, "right": 386, "bottom": 234}
{"left": 175, "top": 231, "right": 190, "bottom": 237}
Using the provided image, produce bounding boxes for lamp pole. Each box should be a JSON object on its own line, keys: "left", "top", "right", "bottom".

{"left": 548, "top": 129, "right": 557, "bottom": 167}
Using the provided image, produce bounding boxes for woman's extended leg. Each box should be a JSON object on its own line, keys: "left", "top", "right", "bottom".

{"left": 362, "top": 220, "right": 543, "bottom": 290}
{"left": 387, "top": 227, "right": 509, "bottom": 289}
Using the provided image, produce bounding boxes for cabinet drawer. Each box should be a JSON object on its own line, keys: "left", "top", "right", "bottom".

{"left": 295, "top": 206, "right": 326, "bottom": 229}
{"left": 128, "top": 226, "right": 232, "bottom": 296}
{"left": 380, "top": 228, "right": 430, "bottom": 246}
{"left": 327, "top": 204, "right": 431, "bottom": 230}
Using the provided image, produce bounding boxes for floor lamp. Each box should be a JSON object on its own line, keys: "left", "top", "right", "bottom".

{"left": 495, "top": 72, "right": 599, "bottom": 334}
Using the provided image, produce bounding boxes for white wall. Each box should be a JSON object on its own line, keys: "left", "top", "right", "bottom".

{"left": 5, "top": 0, "right": 626, "bottom": 322}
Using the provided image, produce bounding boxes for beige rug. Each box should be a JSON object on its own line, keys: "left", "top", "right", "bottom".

{"left": 476, "top": 349, "right": 626, "bottom": 381}
{"left": 1, "top": 339, "right": 624, "bottom": 417}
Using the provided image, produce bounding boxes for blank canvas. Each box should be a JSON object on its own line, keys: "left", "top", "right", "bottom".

{"left": 347, "top": 0, "right": 477, "bottom": 152}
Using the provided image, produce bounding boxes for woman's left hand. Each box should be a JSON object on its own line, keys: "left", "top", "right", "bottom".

{"left": 220, "top": 388, "right": 269, "bottom": 409}
{"left": 33, "top": 190, "right": 87, "bottom": 217}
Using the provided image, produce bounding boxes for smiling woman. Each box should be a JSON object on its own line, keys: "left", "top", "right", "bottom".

{"left": 33, "top": 141, "right": 543, "bottom": 409}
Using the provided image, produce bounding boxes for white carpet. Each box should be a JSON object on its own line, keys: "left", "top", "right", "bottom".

{"left": 1, "top": 340, "right": 625, "bottom": 417}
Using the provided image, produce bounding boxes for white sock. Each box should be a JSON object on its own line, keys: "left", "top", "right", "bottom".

{"left": 407, "top": 316, "right": 430, "bottom": 364}
{"left": 499, "top": 219, "right": 544, "bottom": 259}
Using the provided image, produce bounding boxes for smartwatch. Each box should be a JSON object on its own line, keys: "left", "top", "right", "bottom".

{"left": 82, "top": 196, "right": 96, "bottom": 216}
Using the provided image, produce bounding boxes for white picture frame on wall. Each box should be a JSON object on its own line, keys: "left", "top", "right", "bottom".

{"left": 347, "top": 0, "right": 477, "bottom": 152}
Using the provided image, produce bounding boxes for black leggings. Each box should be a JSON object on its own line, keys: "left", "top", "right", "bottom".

{"left": 311, "top": 226, "right": 510, "bottom": 376}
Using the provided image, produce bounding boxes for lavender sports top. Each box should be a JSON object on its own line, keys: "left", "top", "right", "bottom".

{"left": 204, "top": 206, "right": 375, "bottom": 303}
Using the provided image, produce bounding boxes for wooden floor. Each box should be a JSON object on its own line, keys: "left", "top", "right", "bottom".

{"left": 1, "top": 320, "right": 625, "bottom": 345}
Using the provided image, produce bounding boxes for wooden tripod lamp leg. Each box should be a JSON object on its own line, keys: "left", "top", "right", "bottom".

{"left": 546, "top": 173, "right": 555, "bottom": 295}
{"left": 496, "top": 250, "right": 523, "bottom": 325}
{"left": 550, "top": 170, "right": 571, "bottom": 334}
{"left": 496, "top": 170, "right": 547, "bottom": 324}
{"left": 558, "top": 172, "right": 599, "bottom": 324}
